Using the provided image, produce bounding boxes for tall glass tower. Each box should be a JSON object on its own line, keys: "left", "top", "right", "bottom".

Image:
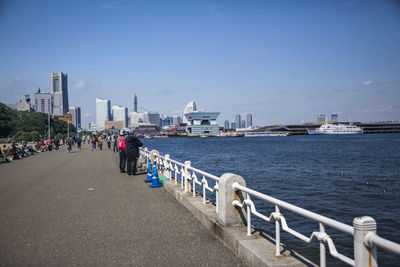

{"left": 96, "top": 98, "right": 112, "bottom": 130}
{"left": 134, "top": 94, "right": 138, "bottom": 112}
{"left": 51, "top": 72, "right": 69, "bottom": 115}
{"left": 235, "top": 114, "right": 241, "bottom": 129}
{"left": 246, "top": 114, "right": 253, "bottom": 128}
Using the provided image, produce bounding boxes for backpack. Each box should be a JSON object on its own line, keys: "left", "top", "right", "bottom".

{"left": 118, "top": 137, "right": 126, "bottom": 151}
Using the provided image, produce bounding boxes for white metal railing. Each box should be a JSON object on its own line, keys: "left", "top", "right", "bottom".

{"left": 139, "top": 147, "right": 400, "bottom": 266}
{"left": 140, "top": 148, "right": 220, "bottom": 213}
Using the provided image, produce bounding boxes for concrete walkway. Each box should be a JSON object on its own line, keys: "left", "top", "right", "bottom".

{"left": 0, "top": 143, "right": 246, "bottom": 266}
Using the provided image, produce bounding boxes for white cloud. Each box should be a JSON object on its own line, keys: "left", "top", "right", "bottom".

{"left": 72, "top": 81, "right": 86, "bottom": 90}
{"left": 363, "top": 80, "right": 374, "bottom": 86}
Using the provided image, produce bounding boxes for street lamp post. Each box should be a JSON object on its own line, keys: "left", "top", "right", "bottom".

{"left": 48, "top": 113, "right": 50, "bottom": 139}
{"left": 67, "top": 121, "right": 70, "bottom": 139}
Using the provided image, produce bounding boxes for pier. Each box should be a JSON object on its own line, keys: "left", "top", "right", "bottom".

{"left": 0, "top": 144, "right": 245, "bottom": 266}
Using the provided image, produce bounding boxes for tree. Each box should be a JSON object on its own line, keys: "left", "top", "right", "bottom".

{"left": 0, "top": 103, "right": 13, "bottom": 137}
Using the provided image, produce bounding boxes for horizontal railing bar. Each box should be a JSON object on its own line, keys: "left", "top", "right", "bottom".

{"left": 187, "top": 166, "right": 219, "bottom": 181}
{"left": 233, "top": 183, "right": 353, "bottom": 235}
{"left": 366, "top": 232, "right": 400, "bottom": 255}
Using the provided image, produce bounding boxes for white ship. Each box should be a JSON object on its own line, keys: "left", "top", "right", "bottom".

{"left": 307, "top": 123, "right": 363, "bottom": 135}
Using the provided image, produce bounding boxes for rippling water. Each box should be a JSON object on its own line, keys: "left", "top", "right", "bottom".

{"left": 142, "top": 134, "right": 400, "bottom": 266}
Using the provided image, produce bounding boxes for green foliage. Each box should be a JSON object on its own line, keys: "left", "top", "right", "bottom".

{"left": 0, "top": 103, "right": 13, "bottom": 137}
{"left": 31, "top": 131, "right": 40, "bottom": 142}
{"left": 0, "top": 102, "right": 77, "bottom": 139}
{"left": 79, "top": 130, "right": 92, "bottom": 137}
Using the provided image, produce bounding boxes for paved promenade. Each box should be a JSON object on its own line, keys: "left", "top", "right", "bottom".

{"left": 0, "top": 144, "right": 246, "bottom": 266}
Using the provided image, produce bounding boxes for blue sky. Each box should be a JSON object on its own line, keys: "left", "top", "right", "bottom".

{"left": 1, "top": 0, "right": 399, "bottom": 127}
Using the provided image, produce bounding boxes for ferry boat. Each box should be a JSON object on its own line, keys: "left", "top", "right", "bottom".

{"left": 307, "top": 123, "right": 363, "bottom": 135}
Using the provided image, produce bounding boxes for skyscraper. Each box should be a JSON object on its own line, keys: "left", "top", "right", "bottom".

{"left": 224, "top": 120, "right": 230, "bottom": 130}
{"left": 134, "top": 94, "right": 138, "bottom": 112}
{"left": 51, "top": 72, "right": 69, "bottom": 115}
{"left": 172, "top": 115, "right": 182, "bottom": 125}
{"left": 69, "top": 106, "right": 81, "bottom": 129}
{"left": 34, "top": 88, "right": 52, "bottom": 114}
{"left": 235, "top": 114, "right": 241, "bottom": 129}
{"left": 96, "top": 98, "right": 112, "bottom": 130}
{"left": 112, "top": 105, "right": 128, "bottom": 128}
{"left": 246, "top": 114, "right": 253, "bottom": 128}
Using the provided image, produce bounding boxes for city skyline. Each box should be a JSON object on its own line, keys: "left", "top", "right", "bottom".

{"left": 1, "top": 1, "right": 399, "bottom": 127}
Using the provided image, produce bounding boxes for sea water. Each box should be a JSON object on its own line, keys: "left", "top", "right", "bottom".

{"left": 142, "top": 134, "right": 400, "bottom": 265}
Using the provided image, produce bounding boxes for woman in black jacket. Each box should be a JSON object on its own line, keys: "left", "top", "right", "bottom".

{"left": 125, "top": 130, "right": 143, "bottom": 175}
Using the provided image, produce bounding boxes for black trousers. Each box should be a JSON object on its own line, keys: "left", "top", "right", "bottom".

{"left": 119, "top": 152, "right": 127, "bottom": 172}
{"left": 127, "top": 158, "right": 137, "bottom": 175}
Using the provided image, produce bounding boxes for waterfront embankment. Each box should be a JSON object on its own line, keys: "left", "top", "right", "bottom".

{"left": 0, "top": 144, "right": 245, "bottom": 266}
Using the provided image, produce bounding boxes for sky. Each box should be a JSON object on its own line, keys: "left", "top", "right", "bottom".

{"left": 1, "top": 0, "right": 399, "bottom": 127}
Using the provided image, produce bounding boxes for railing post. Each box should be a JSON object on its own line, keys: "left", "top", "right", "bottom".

{"left": 165, "top": 154, "right": 170, "bottom": 179}
{"left": 184, "top": 161, "right": 191, "bottom": 193}
{"left": 319, "top": 223, "right": 326, "bottom": 267}
{"left": 219, "top": 173, "right": 246, "bottom": 226}
{"left": 246, "top": 194, "right": 251, "bottom": 236}
{"left": 353, "top": 216, "right": 377, "bottom": 267}
{"left": 275, "top": 205, "right": 281, "bottom": 256}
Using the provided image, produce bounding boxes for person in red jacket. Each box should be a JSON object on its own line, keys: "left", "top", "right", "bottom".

{"left": 117, "top": 130, "right": 127, "bottom": 173}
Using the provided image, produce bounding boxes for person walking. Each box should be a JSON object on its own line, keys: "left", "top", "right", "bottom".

{"left": 66, "top": 137, "right": 72, "bottom": 152}
{"left": 98, "top": 135, "right": 103, "bottom": 150}
{"left": 112, "top": 133, "right": 118, "bottom": 153}
{"left": 117, "top": 130, "right": 127, "bottom": 173}
{"left": 54, "top": 137, "right": 60, "bottom": 151}
{"left": 77, "top": 135, "right": 82, "bottom": 150}
{"left": 91, "top": 135, "right": 96, "bottom": 151}
{"left": 106, "top": 134, "right": 111, "bottom": 150}
{"left": 125, "top": 129, "right": 143, "bottom": 176}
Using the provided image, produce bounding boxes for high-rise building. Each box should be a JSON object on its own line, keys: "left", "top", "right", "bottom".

{"left": 331, "top": 113, "right": 338, "bottom": 123}
{"left": 88, "top": 122, "right": 97, "bottom": 132}
{"left": 112, "top": 105, "right": 128, "bottom": 127}
{"left": 34, "top": 88, "right": 52, "bottom": 114}
{"left": 161, "top": 114, "right": 172, "bottom": 127}
{"left": 317, "top": 114, "right": 326, "bottom": 123}
{"left": 224, "top": 120, "right": 230, "bottom": 130}
{"left": 246, "top": 114, "right": 253, "bottom": 128}
{"left": 69, "top": 106, "right": 81, "bottom": 129}
{"left": 129, "top": 112, "right": 144, "bottom": 126}
{"left": 240, "top": 120, "right": 246, "bottom": 128}
{"left": 143, "top": 112, "right": 160, "bottom": 127}
{"left": 51, "top": 72, "right": 69, "bottom": 115}
{"left": 235, "top": 114, "right": 241, "bottom": 129}
{"left": 231, "top": 122, "right": 236, "bottom": 130}
{"left": 172, "top": 115, "right": 182, "bottom": 125}
{"left": 96, "top": 98, "right": 111, "bottom": 130}
{"left": 134, "top": 94, "right": 138, "bottom": 112}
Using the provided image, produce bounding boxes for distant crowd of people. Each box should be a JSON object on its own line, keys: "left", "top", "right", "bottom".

{"left": 89, "top": 130, "right": 143, "bottom": 175}
{"left": 2, "top": 130, "right": 144, "bottom": 176}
